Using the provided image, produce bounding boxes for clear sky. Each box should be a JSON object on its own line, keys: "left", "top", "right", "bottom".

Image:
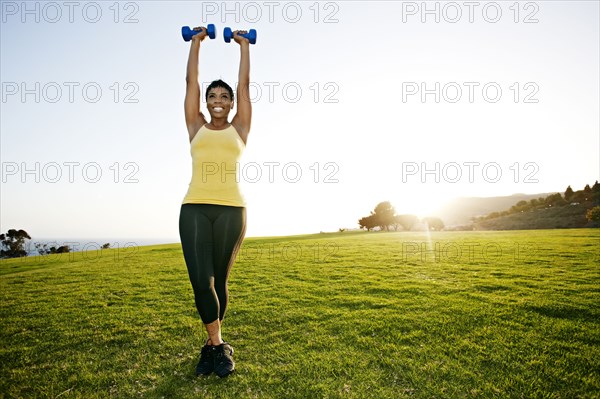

{"left": 1, "top": 0, "right": 599, "bottom": 243}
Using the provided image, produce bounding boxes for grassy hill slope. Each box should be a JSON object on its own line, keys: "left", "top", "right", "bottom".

{"left": 1, "top": 230, "right": 599, "bottom": 398}
{"left": 433, "top": 193, "right": 556, "bottom": 227}
{"left": 473, "top": 202, "right": 596, "bottom": 230}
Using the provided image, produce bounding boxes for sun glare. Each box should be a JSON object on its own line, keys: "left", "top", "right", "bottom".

{"left": 392, "top": 190, "right": 455, "bottom": 219}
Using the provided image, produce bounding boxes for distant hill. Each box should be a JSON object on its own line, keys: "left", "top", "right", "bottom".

{"left": 433, "top": 193, "right": 557, "bottom": 227}
{"left": 434, "top": 182, "right": 600, "bottom": 231}
{"left": 472, "top": 203, "right": 596, "bottom": 230}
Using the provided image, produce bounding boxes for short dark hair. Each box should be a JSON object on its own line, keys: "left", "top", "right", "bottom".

{"left": 205, "top": 79, "right": 234, "bottom": 102}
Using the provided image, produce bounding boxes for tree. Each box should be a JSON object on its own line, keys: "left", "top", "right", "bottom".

{"left": 0, "top": 229, "right": 31, "bottom": 258}
{"left": 358, "top": 215, "right": 378, "bottom": 231}
{"left": 372, "top": 201, "right": 396, "bottom": 231}
{"left": 487, "top": 211, "right": 500, "bottom": 220}
{"left": 570, "top": 190, "right": 587, "bottom": 203}
{"left": 511, "top": 200, "right": 530, "bottom": 213}
{"left": 584, "top": 184, "right": 592, "bottom": 193}
{"left": 391, "top": 218, "right": 401, "bottom": 231}
{"left": 545, "top": 193, "right": 566, "bottom": 207}
{"left": 592, "top": 183, "right": 600, "bottom": 204}
{"left": 587, "top": 206, "right": 600, "bottom": 222}
{"left": 422, "top": 217, "right": 445, "bottom": 231}
{"left": 564, "top": 186, "right": 574, "bottom": 201}
{"left": 50, "top": 245, "right": 70, "bottom": 254}
{"left": 35, "top": 243, "right": 50, "bottom": 256}
{"left": 395, "top": 214, "right": 418, "bottom": 231}
{"left": 529, "top": 198, "right": 542, "bottom": 208}
{"left": 358, "top": 201, "right": 398, "bottom": 231}
{"left": 34, "top": 243, "right": 71, "bottom": 255}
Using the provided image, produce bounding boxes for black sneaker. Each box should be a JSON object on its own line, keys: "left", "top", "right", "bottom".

{"left": 195, "top": 344, "right": 214, "bottom": 376}
{"left": 213, "top": 342, "right": 235, "bottom": 378}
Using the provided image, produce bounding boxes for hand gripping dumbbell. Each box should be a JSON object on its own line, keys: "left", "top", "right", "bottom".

{"left": 181, "top": 24, "right": 216, "bottom": 41}
{"left": 223, "top": 27, "right": 257, "bottom": 44}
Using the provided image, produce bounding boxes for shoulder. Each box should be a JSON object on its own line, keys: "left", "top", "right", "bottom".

{"left": 188, "top": 122, "right": 207, "bottom": 143}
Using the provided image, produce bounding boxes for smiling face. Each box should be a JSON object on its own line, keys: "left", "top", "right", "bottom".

{"left": 206, "top": 86, "right": 234, "bottom": 120}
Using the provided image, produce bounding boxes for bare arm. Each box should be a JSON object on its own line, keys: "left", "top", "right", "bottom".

{"left": 231, "top": 32, "right": 252, "bottom": 144}
{"left": 184, "top": 28, "right": 208, "bottom": 141}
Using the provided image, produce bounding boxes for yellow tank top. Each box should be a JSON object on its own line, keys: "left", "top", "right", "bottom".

{"left": 182, "top": 124, "right": 246, "bottom": 207}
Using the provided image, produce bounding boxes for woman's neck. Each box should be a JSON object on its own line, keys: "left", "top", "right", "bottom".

{"left": 208, "top": 118, "right": 229, "bottom": 129}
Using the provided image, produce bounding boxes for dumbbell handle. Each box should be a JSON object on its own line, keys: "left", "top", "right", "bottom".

{"left": 224, "top": 27, "right": 257, "bottom": 44}
{"left": 182, "top": 24, "right": 216, "bottom": 42}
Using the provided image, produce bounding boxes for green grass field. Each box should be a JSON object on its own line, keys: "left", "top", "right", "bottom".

{"left": 1, "top": 229, "right": 599, "bottom": 398}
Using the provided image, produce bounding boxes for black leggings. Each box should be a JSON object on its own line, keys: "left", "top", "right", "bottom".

{"left": 179, "top": 203, "right": 246, "bottom": 324}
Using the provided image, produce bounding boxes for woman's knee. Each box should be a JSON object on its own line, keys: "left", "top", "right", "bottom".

{"left": 192, "top": 275, "right": 216, "bottom": 294}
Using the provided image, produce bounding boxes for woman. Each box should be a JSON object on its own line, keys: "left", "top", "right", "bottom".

{"left": 179, "top": 26, "right": 251, "bottom": 378}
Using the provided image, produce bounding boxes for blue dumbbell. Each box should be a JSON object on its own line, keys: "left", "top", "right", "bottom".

{"left": 223, "top": 27, "right": 257, "bottom": 44}
{"left": 181, "top": 24, "right": 216, "bottom": 41}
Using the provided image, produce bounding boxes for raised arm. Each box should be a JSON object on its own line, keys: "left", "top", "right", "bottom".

{"left": 184, "top": 27, "right": 208, "bottom": 142}
{"left": 231, "top": 31, "right": 252, "bottom": 145}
